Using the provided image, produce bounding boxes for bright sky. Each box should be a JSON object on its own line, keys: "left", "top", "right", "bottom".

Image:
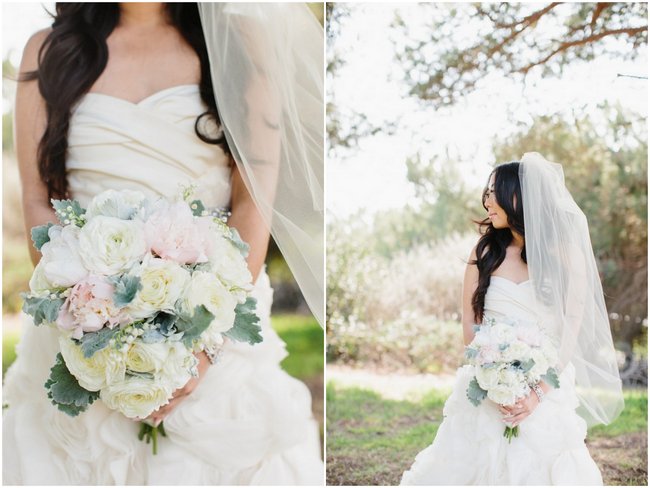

{"left": 327, "top": 4, "right": 648, "bottom": 220}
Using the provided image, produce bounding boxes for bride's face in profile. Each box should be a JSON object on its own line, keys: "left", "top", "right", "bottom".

{"left": 483, "top": 173, "right": 509, "bottom": 229}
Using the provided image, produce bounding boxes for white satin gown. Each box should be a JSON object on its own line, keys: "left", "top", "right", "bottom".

{"left": 3, "top": 85, "right": 324, "bottom": 485}
{"left": 400, "top": 276, "right": 603, "bottom": 486}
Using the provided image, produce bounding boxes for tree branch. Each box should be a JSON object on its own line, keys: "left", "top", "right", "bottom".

{"left": 519, "top": 26, "right": 648, "bottom": 74}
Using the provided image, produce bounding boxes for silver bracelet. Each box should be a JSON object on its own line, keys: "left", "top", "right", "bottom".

{"left": 531, "top": 383, "right": 545, "bottom": 402}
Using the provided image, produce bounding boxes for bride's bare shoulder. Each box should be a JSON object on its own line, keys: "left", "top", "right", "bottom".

{"left": 20, "top": 28, "right": 52, "bottom": 72}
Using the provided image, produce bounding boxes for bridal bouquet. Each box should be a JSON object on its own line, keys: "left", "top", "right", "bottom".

{"left": 22, "top": 189, "right": 262, "bottom": 453}
{"left": 464, "top": 317, "right": 559, "bottom": 442}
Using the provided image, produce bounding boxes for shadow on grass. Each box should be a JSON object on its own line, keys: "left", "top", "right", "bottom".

{"left": 326, "top": 383, "right": 647, "bottom": 486}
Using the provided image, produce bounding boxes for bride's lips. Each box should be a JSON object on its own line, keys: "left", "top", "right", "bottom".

{"left": 488, "top": 213, "right": 496, "bottom": 219}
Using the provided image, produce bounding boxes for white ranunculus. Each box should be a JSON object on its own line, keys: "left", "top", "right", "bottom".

{"left": 125, "top": 341, "right": 171, "bottom": 374}
{"left": 475, "top": 366, "right": 500, "bottom": 390}
{"left": 40, "top": 225, "right": 88, "bottom": 287}
{"left": 100, "top": 376, "right": 173, "bottom": 419}
{"left": 78, "top": 216, "right": 146, "bottom": 275}
{"left": 178, "top": 271, "right": 237, "bottom": 333}
{"left": 126, "top": 255, "right": 190, "bottom": 319}
{"left": 85, "top": 189, "right": 146, "bottom": 220}
{"left": 59, "top": 337, "right": 126, "bottom": 392}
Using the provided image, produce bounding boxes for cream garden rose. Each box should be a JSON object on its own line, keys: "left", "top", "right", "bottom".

{"left": 85, "top": 189, "right": 146, "bottom": 220}
{"left": 59, "top": 337, "right": 126, "bottom": 392}
{"left": 125, "top": 341, "right": 171, "bottom": 374}
{"left": 126, "top": 255, "right": 190, "bottom": 319}
{"left": 179, "top": 271, "right": 237, "bottom": 333}
{"left": 100, "top": 377, "right": 174, "bottom": 419}
{"left": 78, "top": 216, "right": 147, "bottom": 275}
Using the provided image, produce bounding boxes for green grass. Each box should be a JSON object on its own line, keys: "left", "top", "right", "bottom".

{"left": 589, "top": 389, "right": 647, "bottom": 437}
{"left": 326, "top": 382, "right": 647, "bottom": 486}
{"left": 2, "top": 330, "right": 20, "bottom": 376}
{"left": 271, "top": 314, "right": 323, "bottom": 380}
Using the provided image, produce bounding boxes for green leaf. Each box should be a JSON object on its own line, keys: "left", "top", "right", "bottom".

{"left": 44, "top": 353, "right": 99, "bottom": 417}
{"left": 466, "top": 377, "right": 488, "bottom": 406}
{"left": 31, "top": 222, "right": 55, "bottom": 251}
{"left": 541, "top": 368, "right": 560, "bottom": 389}
{"left": 519, "top": 358, "right": 535, "bottom": 373}
{"left": 51, "top": 199, "right": 86, "bottom": 226}
{"left": 189, "top": 199, "right": 205, "bottom": 217}
{"left": 22, "top": 295, "right": 65, "bottom": 325}
{"left": 176, "top": 305, "right": 215, "bottom": 348}
{"left": 78, "top": 326, "right": 121, "bottom": 358}
{"left": 224, "top": 297, "right": 262, "bottom": 345}
{"left": 112, "top": 275, "right": 141, "bottom": 307}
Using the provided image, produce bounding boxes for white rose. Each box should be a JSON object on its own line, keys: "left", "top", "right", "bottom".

{"left": 502, "top": 341, "right": 531, "bottom": 363}
{"left": 40, "top": 225, "right": 88, "bottom": 287}
{"left": 475, "top": 366, "right": 500, "bottom": 390}
{"left": 206, "top": 234, "right": 252, "bottom": 295}
{"left": 59, "top": 337, "right": 126, "bottom": 391}
{"left": 78, "top": 216, "right": 146, "bottom": 275}
{"left": 497, "top": 367, "right": 524, "bottom": 388}
{"left": 100, "top": 376, "right": 173, "bottom": 419}
{"left": 160, "top": 341, "right": 198, "bottom": 387}
{"left": 487, "top": 384, "right": 517, "bottom": 406}
{"left": 85, "top": 189, "right": 146, "bottom": 220}
{"left": 125, "top": 341, "right": 170, "bottom": 373}
{"left": 528, "top": 349, "right": 550, "bottom": 379}
{"left": 126, "top": 255, "right": 190, "bottom": 319}
{"left": 29, "top": 260, "right": 54, "bottom": 295}
{"left": 179, "top": 271, "right": 237, "bottom": 333}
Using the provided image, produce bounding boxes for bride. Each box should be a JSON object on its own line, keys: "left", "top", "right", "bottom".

{"left": 401, "top": 154, "right": 624, "bottom": 485}
{"left": 3, "top": 3, "right": 323, "bottom": 485}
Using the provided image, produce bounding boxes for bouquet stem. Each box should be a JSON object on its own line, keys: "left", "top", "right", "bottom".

{"left": 138, "top": 421, "right": 167, "bottom": 455}
{"left": 503, "top": 425, "right": 519, "bottom": 443}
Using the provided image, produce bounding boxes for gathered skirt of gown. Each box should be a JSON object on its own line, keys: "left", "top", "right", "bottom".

{"left": 400, "top": 277, "right": 603, "bottom": 486}
{"left": 2, "top": 85, "right": 323, "bottom": 486}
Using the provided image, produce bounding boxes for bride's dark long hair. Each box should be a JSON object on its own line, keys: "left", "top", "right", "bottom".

{"left": 21, "top": 3, "right": 229, "bottom": 200}
{"left": 471, "top": 162, "right": 526, "bottom": 323}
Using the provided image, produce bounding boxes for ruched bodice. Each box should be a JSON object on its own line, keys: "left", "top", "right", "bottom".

{"left": 68, "top": 84, "right": 231, "bottom": 208}
{"left": 484, "top": 276, "right": 537, "bottom": 323}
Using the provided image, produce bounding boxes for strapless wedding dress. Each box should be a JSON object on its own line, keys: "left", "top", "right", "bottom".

{"left": 3, "top": 85, "right": 323, "bottom": 485}
{"left": 401, "top": 276, "right": 602, "bottom": 486}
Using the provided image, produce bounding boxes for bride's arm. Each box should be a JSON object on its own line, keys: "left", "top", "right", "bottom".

{"left": 227, "top": 163, "right": 271, "bottom": 283}
{"left": 15, "top": 29, "right": 57, "bottom": 266}
{"left": 461, "top": 245, "right": 480, "bottom": 345}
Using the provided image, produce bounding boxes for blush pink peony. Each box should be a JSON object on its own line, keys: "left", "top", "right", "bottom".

{"left": 144, "top": 202, "right": 210, "bottom": 264}
{"left": 56, "top": 275, "right": 123, "bottom": 339}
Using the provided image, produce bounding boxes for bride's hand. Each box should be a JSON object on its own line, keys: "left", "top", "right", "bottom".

{"left": 145, "top": 351, "right": 212, "bottom": 426}
{"left": 497, "top": 392, "right": 540, "bottom": 427}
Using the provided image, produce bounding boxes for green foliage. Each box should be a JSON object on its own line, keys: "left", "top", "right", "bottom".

{"left": 44, "top": 353, "right": 100, "bottom": 416}
{"left": 51, "top": 199, "right": 86, "bottom": 227}
{"left": 225, "top": 297, "right": 262, "bottom": 345}
{"left": 22, "top": 295, "right": 65, "bottom": 326}
{"left": 541, "top": 368, "right": 560, "bottom": 389}
{"left": 111, "top": 275, "right": 141, "bottom": 307}
{"left": 395, "top": 3, "right": 648, "bottom": 108}
{"left": 466, "top": 377, "right": 488, "bottom": 406}
{"left": 30, "top": 223, "right": 55, "bottom": 251}
{"left": 175, "top": 305, "right": 214, "bottom": 348}
{"left": 189, "top": 199, "right": 205, "bottom": 217}
{"left": 3, "top": 240, "right": 34, "bottom": 314}
{"left": 2, "top": 330, "right": 19, "bottom": 375}
{"left": 78, "top": 326, "right": 121, "bottom": 358}
{"left": 226, "top": 228, "right": 250, "bottom": 258}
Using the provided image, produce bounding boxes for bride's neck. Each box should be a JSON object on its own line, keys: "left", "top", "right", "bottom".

{"left": 510, "top": 230, "right": 524, "bottom": 249}
{"left": 119, "top": 3, "right": 168, "bottom": 28}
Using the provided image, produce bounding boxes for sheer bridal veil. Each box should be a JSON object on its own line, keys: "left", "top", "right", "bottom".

{"left": 519, "top": 152, "right": 624, "bottom": 426}
{"left": 198, "top": 4, "right": 324, "bottom": 326}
